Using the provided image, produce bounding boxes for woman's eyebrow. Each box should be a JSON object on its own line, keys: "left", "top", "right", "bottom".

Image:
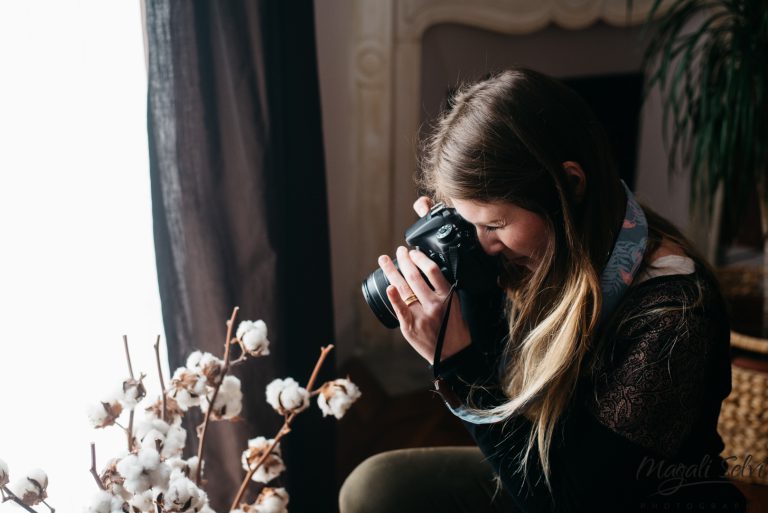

{"left": 477, "top": 217, "right": 505, "bottom": 225}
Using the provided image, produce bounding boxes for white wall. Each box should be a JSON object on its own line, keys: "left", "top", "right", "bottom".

{"left": 314, "top": 1, "right": 359, "bottom": 365}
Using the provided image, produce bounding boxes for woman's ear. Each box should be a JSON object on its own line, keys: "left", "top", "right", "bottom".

{"left": 562, "top": 161, "right": 586, "bottom": 203}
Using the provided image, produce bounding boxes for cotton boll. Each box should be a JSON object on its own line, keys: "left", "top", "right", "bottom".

{"left": 0, "top": 458, "right": 9, "bottom": 487}
{"left": 145, "top": 394, "right": 185, "bottom": 424}
{"left": 167, "top": 456, "right": 202, "bottom": 482}
{"left": 117, "top": 448, "right": 171, "bottom": 494}
{"left": 252, "top": 487, "right": 289, "bottom": 513}
{"left": 135, "top": 418, "right": 187, "bottom": 458}
{"left": 128, "top": 489, "right": 158, "bottom": 512}
{"left": 117, "top": 454, "right": 150, "bottom": 493}
{"left": 265, "top": 378, "right": 309, "bottom": 415}
{"left": 236, "top": 320, "right": 270, "bottom": 357}
{"left": 169, "top": 368, "right": 207, "bottom": 411}
{"left": 161, "top": 475, "right": 208, "bottom": 512}
{"left": 186, "top": 351, "right": 225, "bottom": 387}
{"left": 136, "top": 418, "right": 170, "bottom": 440}
{"left": 241, "top": 437, "right": 285, "bottom": 484}
{"left": 200, "top": 506, "right": 218, "bottom": 513}
{"left": 201, "top": 375, "right": 242, "bottom": 420}
{"left": 100, "top": 457, "right": 130, "bottom": 499}
{"left": 162, "top": 423, "right": 187, "bottom": 458}
{"left": 8, "top": 468, "right": 48, "bottom": 506}
{"left": 84, "top": 489, "right": 126, "bottom": 513}
{"left": 88, "top": 399, "right": 124, "bottom": 429}
{"left": 120, "top": 377, "right": 147, "bottom": 409}
{"left": 317, "top": 378, "right": 362, "bottom": 419}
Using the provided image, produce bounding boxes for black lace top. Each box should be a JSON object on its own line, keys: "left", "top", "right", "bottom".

{"left": 435, "top": 265, "right": 747, "bottom": 512}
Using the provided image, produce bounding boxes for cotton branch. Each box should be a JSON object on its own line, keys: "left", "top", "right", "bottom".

{"left": 123, "top": 335, "right": 136, "bottom": 451}
{"left": 195, "top": 306, "right": 239, "bottom": 485}
{"left": 89, "top": 443, "right": 105, "bottom": 491}
{"left": 123, "top": 335, "right": 135, "bottom": 380}
{"left": 229, "top": 344, "right": 334, "bottom": 510}
{"left": 154, "top": 335, "right": 167, "bottom": 422}
{"left": 1, "top": 485, "right": 40, "bottom": 513}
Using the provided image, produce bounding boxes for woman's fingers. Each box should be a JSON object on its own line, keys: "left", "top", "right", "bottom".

{"left": 378, "top": 253, "right": 415, "bottom": 302}
{"left": 386, "top": 285, "right": 435, "bottom": 363}
{"left": 395, "top": 246, "right": 434, "bottom": 301}
{"left": 413, "top": 196, "right": 433, "bottom": 217}
{"left": 386, "top": 285, "right": 412, "bottom": 327}
{"left": 408, "top": 249, "right": 452, "bottom": 295}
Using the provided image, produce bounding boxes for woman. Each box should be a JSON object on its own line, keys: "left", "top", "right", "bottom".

{"left": 340, "top": 68, "right": 746, "bottom": 512}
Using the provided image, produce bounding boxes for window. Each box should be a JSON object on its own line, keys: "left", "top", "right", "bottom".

{"left": 0, "top": 3, "right": 165, "bottom": 510}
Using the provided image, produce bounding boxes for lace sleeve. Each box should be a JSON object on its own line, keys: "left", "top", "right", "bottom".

{"left": 585, "top": 276, "right": 726, "bottom": 458}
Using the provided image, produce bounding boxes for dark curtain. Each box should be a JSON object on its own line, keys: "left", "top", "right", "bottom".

{"left": 146, "top": 1, "right": 336, "bottom": 512}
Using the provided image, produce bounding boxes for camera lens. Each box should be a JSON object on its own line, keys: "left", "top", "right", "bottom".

{"left": 361, "top": 262, "right": 400, "bottom": 329}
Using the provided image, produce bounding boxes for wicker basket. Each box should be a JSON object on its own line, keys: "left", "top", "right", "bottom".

{"left": 715, "top": 267, "right": 768, "bottom": 484}
{"left": 717, "top": 343, "right": 768, "bottom": 485}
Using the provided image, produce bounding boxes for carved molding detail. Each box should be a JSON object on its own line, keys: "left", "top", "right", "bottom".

{"left": 397, "top": 0, "right": 662, "bottom": 40}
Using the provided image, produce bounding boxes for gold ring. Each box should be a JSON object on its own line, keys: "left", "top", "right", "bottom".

{"left": 404, "top": 294, "right": 419, "bottom": 306}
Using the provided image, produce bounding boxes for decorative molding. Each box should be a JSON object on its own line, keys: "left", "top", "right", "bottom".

{"left": 396, "top": 0, "right": 663, "bottom": 41}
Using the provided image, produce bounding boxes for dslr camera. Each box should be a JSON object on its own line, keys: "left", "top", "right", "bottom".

{"left": 362, "top": 202, "right": 500, "bottom": 328}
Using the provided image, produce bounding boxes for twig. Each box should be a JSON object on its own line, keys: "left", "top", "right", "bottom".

{"left": 89, "top": 443, "right": 106, "bottom": 491}
{"left": 229, "top": 355, "right": 249, "bottom": 367}
{"left": 195, "top": 306, "right": 239, "bottom": 485}
{"left": 229, "top": 344, "right": 334, "bottom": 510}
{"left": 305, "top": 344, "right": 334, "bottom": 393}
{"left": 122, "top": 336, "right": 137, "bottom": 451}
{"left": 127, "top": 410, "right": 135, "bottom": 452}
{"left": 41, "top": 499, "right": 54, "bottom": 513}
{"left": 1, "top": 485, "right": 40, "bottom": 513}
{"left": 123, "top": 335, "right": 134, "bottom": 379}
{"left": 154, "top": 335, "right": 167, "bottom": 422}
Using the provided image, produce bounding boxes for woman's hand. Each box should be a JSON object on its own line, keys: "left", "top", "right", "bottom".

{"left": 413, "top": 196, "right": 433, "bottom": 217}
{"left": 377, "top": 195, "right": 471, "bottom": 365}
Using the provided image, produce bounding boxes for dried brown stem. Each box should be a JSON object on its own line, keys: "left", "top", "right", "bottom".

{"left": 41, "top": 499, "right": 54, "bottom": 513}
{"left": 154, "top": 335, "right": 167, "bottom": 422}
{"left": 195, "top": 306, "right": 239, "bottom": 485}
{"left": 127, "top": 409, "right": 135, "bottom": 452}
{"left": 229, "top": 355, "right": 249, "bottom": 367}
{"left": 89, "top": 443, "right": 106, "bottom": 491}
{"left": 123, "top": 335, "right": 135, "bottom": 379}
{"left": 305, "top": 344, "right": 334, "bottom": 393}
{"left": 1, "top": 485, "right": 40, "bottom": 513}
{"left": 229, "top": 344, "right": 334, "bottom": 510}
{"left": 123, "top": 334, "right": 136, "bottom": 451}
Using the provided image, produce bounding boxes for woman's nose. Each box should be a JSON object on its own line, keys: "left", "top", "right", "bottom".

{"left": 476, "top": 228, "right": 504, "bottom": 256}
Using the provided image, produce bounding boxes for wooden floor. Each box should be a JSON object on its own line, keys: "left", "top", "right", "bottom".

{"left": 335, "top": 357, "right": 768, "bottom": 513}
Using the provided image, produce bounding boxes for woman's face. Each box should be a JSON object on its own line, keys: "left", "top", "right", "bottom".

{"left": 450, "top": 198, "right": 550, "bottom": 272}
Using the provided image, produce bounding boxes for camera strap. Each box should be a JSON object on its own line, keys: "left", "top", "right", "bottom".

{"left": 432, "top": 246, "right": 460, "bottom": 379}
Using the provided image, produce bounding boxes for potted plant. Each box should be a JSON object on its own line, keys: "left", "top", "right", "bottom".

{"left": 638, "top": 0, "right": 768, "bottom": 487}
{"left": 640, "top": 0, "right": 767, "bottom": 338}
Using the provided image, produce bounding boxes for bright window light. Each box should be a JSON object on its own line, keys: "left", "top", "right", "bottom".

{"left": 0, "top": 2, "right": 166, "bottom": 511}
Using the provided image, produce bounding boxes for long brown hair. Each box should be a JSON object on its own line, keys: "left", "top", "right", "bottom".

{"left": 418, "top": 67, "right": 677, "bottom": 487}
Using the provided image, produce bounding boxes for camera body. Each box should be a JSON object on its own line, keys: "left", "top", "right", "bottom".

{"left": 362, "top": 203, "right": 500, "bottom": 328}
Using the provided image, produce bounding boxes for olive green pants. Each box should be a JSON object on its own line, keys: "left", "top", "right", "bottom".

{"left": 339, "top": 447, "right": 518, "bottom": 513}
